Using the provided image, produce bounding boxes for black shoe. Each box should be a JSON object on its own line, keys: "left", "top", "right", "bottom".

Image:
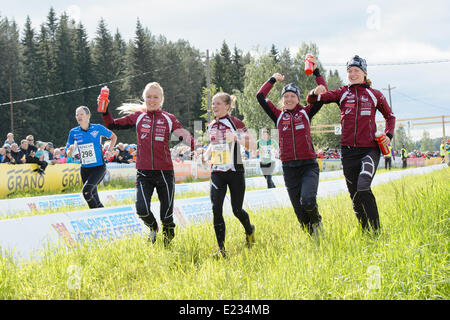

{"left": 213, "top": 247, "right": 227, "bottom": 259}
{"left": 246, "top": 225, "right": 255, "bottom": 248}
{"left": 148, "top": 228, "right": 157, "bottom": 244}
{"left": 163, "top": 226, "right": 175, "bottom": 247}
{"left": 311, "top": 222, "right": 323, "bottom": 240}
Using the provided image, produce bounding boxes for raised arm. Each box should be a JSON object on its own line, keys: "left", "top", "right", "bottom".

{"left": 256, "top": 73, "right": 284, "bottom": 123}
{"left": 304, "top": 68, "right": 329, "bottom": 120}
{"left": 306, "top": 76, "right": 343, "bottom": 105}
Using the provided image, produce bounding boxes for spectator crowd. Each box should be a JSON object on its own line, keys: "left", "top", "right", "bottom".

{"left": 0, "top": 132, "right": 140, "bottom": 173}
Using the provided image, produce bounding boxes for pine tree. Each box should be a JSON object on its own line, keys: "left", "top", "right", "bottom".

{"left": 46, "top": 7, "right": 58, "bottom": 44}
{"left": 269, "top": 44, "right": 279, "bottom": 63}
{"left": 127, "top": 18, "right": 155, "bottom": 100}
{"left": 73, "top": 22, "right": 95, "bottom": 107}
{"left": 155, "top": 37, "right": 182, "bottom": 116}
{"left": 113, "top": 29, "right": 127, "bottom": 79}
{"left": 37, "top": 23, "right": 55, "bottom": 95}
{"left": 0, "top": 17, "right": 24, "bottom": 137}
{"left": 21, "top": 16, "right": 44, "bottom": 136}
{"left": 92, "top": 19, "right": 120, "bottom": 105}
{"left": 230, "top": 45, "right": 245, "bottom": 92}
{"left": 51, "top": 13, "right": 79, "bottom": 145}
{"left": 211, "top": 40, "right": 232, "bottom": 93}
{"left": 278, "top": 48, "right": 296, "bottom": 84}
{"left": 93, "top": 18, "right": 135, "bottom": 143}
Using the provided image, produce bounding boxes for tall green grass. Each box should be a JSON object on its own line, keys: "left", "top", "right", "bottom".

{"left": 0, "top": 168, "right": 448, "bottom": 299}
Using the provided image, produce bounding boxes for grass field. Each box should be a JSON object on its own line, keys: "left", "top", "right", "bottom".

{"left": 0, "top": 168, "right": 448, "bottom": 300}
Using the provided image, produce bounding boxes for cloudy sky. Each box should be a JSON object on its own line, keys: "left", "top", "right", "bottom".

{"left": 2, "top": 0, "right": 450, "bottom": 140}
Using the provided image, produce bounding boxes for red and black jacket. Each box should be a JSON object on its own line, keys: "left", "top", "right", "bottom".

{"left": 306, "top": 79, "right": 395, "bottom": 148}
{"left": 256, "top": 72, "right": 327, "bottom": 163}
{"left": 102, "top": 108, "right": 199, "bottom": 171}
{"left": 207, "top": 115, "right": 248, "bottom": 173}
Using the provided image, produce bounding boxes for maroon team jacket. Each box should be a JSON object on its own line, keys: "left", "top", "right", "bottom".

{"left": 306, "top": 80, "right": 396, "bottom": 148}
{"left": 102, "top": 108, "right": 198, "bottom": 171}
{"left": 256, "top": 75, "right": 327, "bottom": 162}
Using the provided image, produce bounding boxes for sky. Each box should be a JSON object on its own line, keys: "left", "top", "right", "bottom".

{"left": 1, "top": 0, "right": 450, "bottom": 140}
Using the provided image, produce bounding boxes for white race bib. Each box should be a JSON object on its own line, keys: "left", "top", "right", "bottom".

{"left": 211, "top": 143, "right": 232, "bottom": 165}
{"left": 261, "top": 145, "right": 273, "bottom": 159}
{"left": 78, "top": 143, "right": 97, "bottom": 165}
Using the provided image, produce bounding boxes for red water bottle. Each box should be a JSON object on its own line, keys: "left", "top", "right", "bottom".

{"left": 98, "top": 86, "right": 110, "bottom": 113}
{"left": 375, "top": 131, "right": 390, "bottom": 155}
{"left": 304, "top": 54, "right": 314, "bottom": 75}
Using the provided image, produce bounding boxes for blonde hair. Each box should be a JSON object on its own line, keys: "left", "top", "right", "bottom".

{"left": 213, "top": 92, "right": 236, "bottom": 115}
{"left": 117, "top": 82, "right": 165, "bottom": 115}
{"left": 365, "top": 76, "right": 373, "bottom": 87}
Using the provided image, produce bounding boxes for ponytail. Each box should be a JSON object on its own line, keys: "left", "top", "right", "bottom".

{"left": 117, "top": 103, "right": 146, "bottom": 115}
{"left": 365, "top": 76, "right": 373, "bottom": 87}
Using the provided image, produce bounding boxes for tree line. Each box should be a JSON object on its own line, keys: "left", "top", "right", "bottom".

{"left": 0, "top": 8, "right": 432, "bottom": 151}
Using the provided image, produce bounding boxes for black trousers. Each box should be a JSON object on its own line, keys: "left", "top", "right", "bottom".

{"left": 282, "top": 161, "right": 321, "bottom": 234}
{"left": 341, "top": 147, "right": 381, "bottom": 231}
{"left": 384, "top": 157, "right": 392, "bottom": 170}
{"left": 80, "top": 164, "right": 106, "bottom": 209}
{"left": 135, "top": 170, "right": 175, "bottom": 232}
{"left": 26, "top": 155, "right": 48, "bottom": 171}
{"left": 260, "top": 161, "right": 276, "bottom": 188}
{"left": 210, "top": 170, "right": 253, "bottom": 249}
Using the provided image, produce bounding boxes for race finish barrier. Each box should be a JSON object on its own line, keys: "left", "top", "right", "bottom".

{"left": 0, "top": 162, "right": 211, "bottom": 198}
{"left": 0, "top": 164, "right": 446, "bottom": 261}
{"left": 0, "top": 164, "right": 82, "bottom": 198}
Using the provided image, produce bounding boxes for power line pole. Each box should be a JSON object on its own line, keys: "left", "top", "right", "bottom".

{"left": 442, "top": 115, "right": 446, "bottom": 142}
{"left": 9, "top": 75, "right": 14, "bottom": 133}
{"left": 383, "top": 84, "right": 396, "bottom": 149}
{"left": 206, "top": 49, "right": 212, "bottom": 123}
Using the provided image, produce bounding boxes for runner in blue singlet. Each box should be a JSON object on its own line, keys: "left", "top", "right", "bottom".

{"left": 66, "top": 106, "right": 117, "bottom": 208}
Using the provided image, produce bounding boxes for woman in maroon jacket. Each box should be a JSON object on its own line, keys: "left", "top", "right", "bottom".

{"left": 101, "top": 82, "right": 200, "bottom": 246}
{"left": 256, "top": 58, "right": 327, "bottom": 238}
{"left": 307, "top": 55, "right": 396, "bottom": 233}
{"left": 203, "top": 92, "right": 256, "bottom": 258}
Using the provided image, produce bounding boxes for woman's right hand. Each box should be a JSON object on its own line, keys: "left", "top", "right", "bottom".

{"left": 272, "top": 73, "right": 285, "bottom": 82}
